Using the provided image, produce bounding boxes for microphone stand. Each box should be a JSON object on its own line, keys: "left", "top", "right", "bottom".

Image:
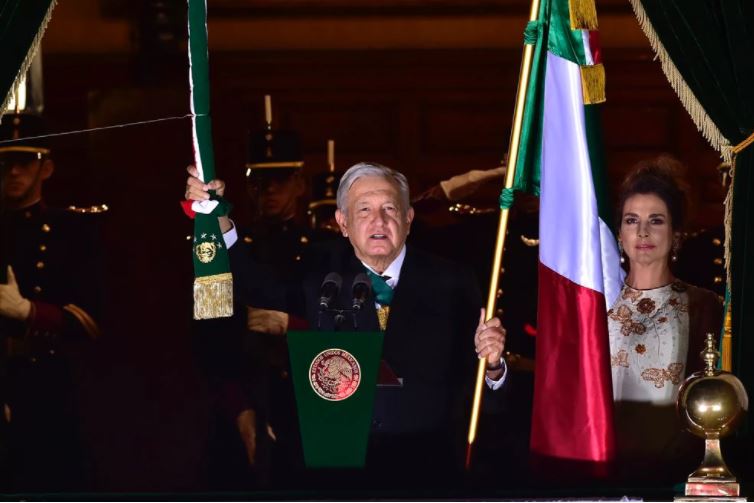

{"left": 318, "top": 306, "right": 358, "bottom": 331}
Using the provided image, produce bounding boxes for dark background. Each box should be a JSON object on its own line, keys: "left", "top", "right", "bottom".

{"left": 26, "top": 0, "right": 724, "bottom": 492}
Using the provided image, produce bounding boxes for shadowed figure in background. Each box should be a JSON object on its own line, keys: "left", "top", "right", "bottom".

{"left": 0, "top": 112, "right": 105, "bottom": 492}
{"left": 192, "top": 125, "right": 324, "bottom": 488}
{"left": 410, "top": 164, "right": 538, "bottom": 481}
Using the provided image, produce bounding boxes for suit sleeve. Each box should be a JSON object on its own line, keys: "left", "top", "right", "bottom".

{"left": 456, "top": 263, "right": 511, "bottom": 413}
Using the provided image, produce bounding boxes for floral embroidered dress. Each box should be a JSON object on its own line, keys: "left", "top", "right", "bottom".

{"left": 609, "top": 281, "right": 690, "bottom": 404}
{"left": 608, "top": 279, "right": 722, "bottom": 475}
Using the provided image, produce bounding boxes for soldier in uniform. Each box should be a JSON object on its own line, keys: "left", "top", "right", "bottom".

{"left": 238, "top": 127, "right": 314, "bottom": 485}
{"left": 0, "top": 112, "right": 105, "bottom": 491}
{"left": 306, "top": 140, "right": 343, "bottom": 236}
{"left": 195, "top": 125, "right": 327, "bottom": 488}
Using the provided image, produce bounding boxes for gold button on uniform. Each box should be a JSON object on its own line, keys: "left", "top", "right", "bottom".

{"left": 33, "top": 286, "right": 42, "bottom": 294}
{"left": 36, "top": 261, "right": 45, "bottom": 270}
{"left": 39, "top": 244, "right": 47, "bottom": 252}
{"left": 41, "top": 224, "right": 51, "bottom": 233}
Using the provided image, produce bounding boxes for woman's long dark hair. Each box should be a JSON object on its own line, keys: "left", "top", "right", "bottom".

{"left": 616, "top": 155, "right": 690, "bottom": 233}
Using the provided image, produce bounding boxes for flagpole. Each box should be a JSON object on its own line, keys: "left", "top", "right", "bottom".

{"left": 465, "top": 0, "right": 541, "bottom": 469}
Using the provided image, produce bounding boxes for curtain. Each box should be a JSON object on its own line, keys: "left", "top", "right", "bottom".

{"left": 629, "top": 0, "right": 754, "bottom": 439}
{"left": 0, "top": 0, "right": 56, "bottom": 115}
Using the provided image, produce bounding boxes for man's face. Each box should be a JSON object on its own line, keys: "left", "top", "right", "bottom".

{"left": 335, "top": 175, "right": 414, "bottom": 271}
{"left": 0, "top": 152, "right": 52, "bottom": 209}
{"left": 248, "top": 170, "right": 304, "bottom": 221}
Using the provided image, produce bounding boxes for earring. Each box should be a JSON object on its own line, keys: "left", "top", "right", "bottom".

{"left": 618, "top": 241, "right": 625, "bottom": 264}
{"left": 671, "top": 240, "right": 679, "bottom": 262}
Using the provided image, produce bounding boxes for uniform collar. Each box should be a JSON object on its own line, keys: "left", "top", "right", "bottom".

{"left": 7, "top": 199, "right": 44, "bottom": 219}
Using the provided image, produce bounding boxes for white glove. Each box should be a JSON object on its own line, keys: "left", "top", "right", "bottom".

{"left": 0, "top": 266, "right": 32, "bottom": 321}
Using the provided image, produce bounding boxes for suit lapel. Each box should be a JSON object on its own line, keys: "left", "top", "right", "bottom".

{"left": 382, "top": 246, "right": 423, "bottom": 366}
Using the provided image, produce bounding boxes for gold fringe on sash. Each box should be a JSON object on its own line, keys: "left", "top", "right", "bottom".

{"left": 580, "top": 64, "right": 606, "bottom": 105}
{"left": 627, "top": 0, "right": 731, "bottom": 160}
{"left": 569, "top": 0, "right": 598, "bottom": 30}
{"left": 194, "top": 272, "right": 234, "bottom": 320}
{"left": 0, "top": 0, "right": 57, "bottom": 119}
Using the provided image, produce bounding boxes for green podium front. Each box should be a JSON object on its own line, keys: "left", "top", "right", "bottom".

{"left": 287, "top": 330, "right": 383, "bottom": 468}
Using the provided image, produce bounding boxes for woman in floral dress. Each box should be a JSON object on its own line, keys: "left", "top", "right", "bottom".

{"left": 609, "top": 157, "right": 722, "bottom": 479}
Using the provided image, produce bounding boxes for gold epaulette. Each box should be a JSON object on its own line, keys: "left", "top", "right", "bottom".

{"left": 67, "top": 204, "right": 109, "bottom": 214}
{"left": 447, "top": 203, "right": 496, "bottom": 216}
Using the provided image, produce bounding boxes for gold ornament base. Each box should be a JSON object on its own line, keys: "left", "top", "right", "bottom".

{"left": 674, "top": 335, "right": 749, "bottom": 503}
{"left": 675, "top": 495, "right": 745, "bottom": 502}
{"left": 684, "top": 480, "right": 741, "bottom": 497}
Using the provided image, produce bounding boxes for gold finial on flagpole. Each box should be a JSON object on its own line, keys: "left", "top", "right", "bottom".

{"left": 264, "top": 94, "right": 272, "bottom": 130}
{"left": 327, "top": 139, "right": 335, "bottom": 173}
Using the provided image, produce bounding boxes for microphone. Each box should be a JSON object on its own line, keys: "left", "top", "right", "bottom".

{"left": 319, "top": 272, "right": 342, "bottom": 311}
{"left": 351, "top": 273, "right": 371, "bottom": 311}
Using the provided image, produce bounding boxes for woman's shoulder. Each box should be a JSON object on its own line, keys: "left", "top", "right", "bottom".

{"left": 677, "top": 280, "right": 724, "bottom": 371}
{"left": 678, "top": 280, "right": 723, "bottom": 336}
{"left": 676, "top": 280, "right": 723, "bottom": 308}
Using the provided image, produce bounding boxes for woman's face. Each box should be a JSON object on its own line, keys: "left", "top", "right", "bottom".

{"left": 619, "top": 192, "right": 675, "bottom": 269}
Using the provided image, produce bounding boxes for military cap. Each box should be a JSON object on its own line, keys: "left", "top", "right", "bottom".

{"left": 307, "top": 170, "right": 343, "bottom": 233}
{"left": 245, "top": 129, "right": 304, "bottom": 174}
{"left": 309, "top": 170, "right": 342, "bottom": 210}
{"left": 0, "top": 112, "right": 50, "bottom": 155}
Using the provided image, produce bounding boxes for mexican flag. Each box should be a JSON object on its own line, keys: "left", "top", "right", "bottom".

{"left": 504, "top": 0, "right": 624, "bottom": 463}
{"left": 185, "top": 0, "right": 233, "bottom": 319}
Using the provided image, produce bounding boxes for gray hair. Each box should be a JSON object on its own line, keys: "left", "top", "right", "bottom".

{"left": 336, "top": 162, "right": 411, "bottom": 214}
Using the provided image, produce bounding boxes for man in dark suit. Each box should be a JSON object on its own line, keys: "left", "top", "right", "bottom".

{"left": 0, "top": 112, "right": 104, "bottom": 491}
{"left": 185, "top": 161, "right": 507, "bottom": 487}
